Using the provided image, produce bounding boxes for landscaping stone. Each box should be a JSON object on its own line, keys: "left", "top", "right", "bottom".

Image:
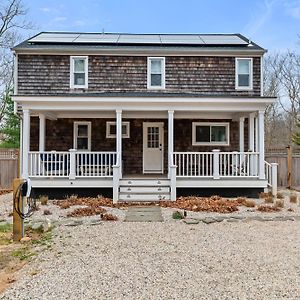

{"left": 202, "top": 217, "right": 217, "bottom": 224}
{"left": 42, "top": 219, "right": 53, "bottom": 232}
{"left": 20, "top": 236, "right": 32, "bottom": 243}
{"left": 65, "top": 220, "right": 83, "bottom": 227}
{"left": 227, "top": 218, "right": 240, "bottom": 223}
{"left": 183, "top": 218, "right": 200, "bottom": 225}
{"left": 31, "top": 222, "right": 43, "bottom": 232}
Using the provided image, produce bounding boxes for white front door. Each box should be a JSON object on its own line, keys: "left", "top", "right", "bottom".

{"left": 143, "top": 122, "right": 164, "bottom": 174}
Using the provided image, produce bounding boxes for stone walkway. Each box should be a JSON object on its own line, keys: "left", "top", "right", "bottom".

{"left": 124, "top": 206, "right": 163, "bottom": 222}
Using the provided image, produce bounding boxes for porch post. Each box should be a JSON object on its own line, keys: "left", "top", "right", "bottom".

{"left": 239, "top": 117, "right": 245, "bottom": 152}
{"left": 249, "top": 113, "right": 256, "bottom": 175}
{"left": 258, "top": 110, "right": 265, "bottom": 179}
{"left": 116, "top": 110, "right": 122, "bottom": 175}
{"left": 22, "top": 109, "right": 30, "bottom": 179}
{"left": 168, "top": 110, "right": 174, "bottom": 178}
{"left": 255, "top": 116, "right": 259, "bottom": 152}
{"left": 39, "top": 114, "right": 46, "bottom": 152}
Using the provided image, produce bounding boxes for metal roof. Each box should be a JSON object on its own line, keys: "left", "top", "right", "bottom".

{"left": 13, "top": 32, "right": 265, "bottom": 54}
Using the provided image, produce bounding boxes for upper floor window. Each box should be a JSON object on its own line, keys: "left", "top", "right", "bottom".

{"left": 147, "top": 57, "right": 165, "bottom": 89}
{"left": 235, "top": 58, "right": 253, "bottom": 90}
{"left": 70, "top": 56, "right": 88, "bottom": 89}
{"left": 192, "top": 122, "right": 230, "bottom": 146}
{"left": 106, "top": 121, "right": 130, "bottom": 138}
{"left": 74, "top": 121, "right": 91, "bottom": 150}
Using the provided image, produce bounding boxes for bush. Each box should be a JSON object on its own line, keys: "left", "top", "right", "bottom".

{"left": 172, "top": 211, "right": 184, "bottom": 220}
{"left": 40, "top": 195, "right": 48, "bottom": 206}
{"left": 277, "top": 192, "right": 284, "bottom": 199}
{"left": 264, "top": 196, "right": 274, "bottom": 203}
{"left": 274, "top": 199, "right": 284, "bottom": 208}
{"left": 289, "top": 194, "right": 298, "bottom": 203}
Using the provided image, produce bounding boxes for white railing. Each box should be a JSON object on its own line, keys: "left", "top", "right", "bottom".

{"left": 173, "top": 151, "right": 259, "bottom": 178}
{"left": 28, "top": 151, "right": 117, "bottom": 178}
{"left": 265, "top": 161, "right": 272, "bottom": 187}
{"left": 75, "top": 152, "right": 117, "bottom": 177}
{"left": 29, "top": 151, "right": 70, "bottom": 177}
{"left": 265, "top": 161, "right": 278, "bottom": 196}
{"left": 174, "top": 152, "right": 214, "bottom": 177}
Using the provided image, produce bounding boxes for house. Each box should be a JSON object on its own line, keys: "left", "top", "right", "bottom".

{"left": 12, "top": 32, "right": 277, "bottom": 202}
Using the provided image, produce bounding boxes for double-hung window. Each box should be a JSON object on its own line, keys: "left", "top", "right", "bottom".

{"left": 192, "top": 122, "right": 229, "bottom": 146}
{"left": 74, "top": 122, "right": 91, "bottom": 150}
{"left": 235, "top": 58, "right": 253, "bottom": 90}
{"left": 106, "top": 122, "right": 130, "bottom": 138}
{"left": 70, "top": 56, "right": 88, "bottom": 88}
{"left": 147, "top": 57, "right": 165, "bottom": 89}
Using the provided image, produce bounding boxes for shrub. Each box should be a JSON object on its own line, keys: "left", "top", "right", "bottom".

{"left": 244, "top": 199, "right": 256, "bottom": 208}
{"left": 172, "top": 211, "right": 184, "bottom": 220}
{"left": 277, "top": 192, "right": 284, "bottom": 199}
{"left": 43, "top": 209, "right": 52, "bottom": 215}
{"left": 264, "top": 196, "right": 274, "bottom": 204}
{"left": 40, "top": 195, "right": 48, "bottom": 206}
{"left": 274, "top": 199, "right": 284, "bottom": 208}
{"left": 259, "top": 192, "right": 270, "bottom": 199}
{"left": 289, "top": 194, "right": 298, "bottom": 203}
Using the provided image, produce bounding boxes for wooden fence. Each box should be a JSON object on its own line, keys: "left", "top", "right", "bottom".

{"left": 265, "top": 146, "right": 300, "bottom": 188}
{"left": 0, "top": 149, "right": 19, "bottom": 189}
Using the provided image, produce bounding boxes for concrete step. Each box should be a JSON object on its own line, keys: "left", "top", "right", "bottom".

{"left": 119, "top": 186, "right": 170, "bottom": 193}
{"left": 119, "top": 193, "right": 170, "bottom": 201}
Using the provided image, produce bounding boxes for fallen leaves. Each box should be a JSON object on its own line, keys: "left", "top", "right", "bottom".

{"left": 66, "top": 207, "right": 107, "bottom": 217}
{"left": 257, "top": 205, "right": 281, "bottom": 212}
{"left": 0, "top": 190, "right": 12, "bottom": 196}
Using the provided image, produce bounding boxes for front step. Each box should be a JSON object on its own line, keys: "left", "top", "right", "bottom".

{"left": 118, "top": 178, "right": 171, "bottom": 202}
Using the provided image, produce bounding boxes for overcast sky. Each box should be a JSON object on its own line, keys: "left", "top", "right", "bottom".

{"left": 24, "top": 0, "right": 300, "bottom": 52}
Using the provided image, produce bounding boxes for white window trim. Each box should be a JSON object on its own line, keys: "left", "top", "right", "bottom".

{"left": 73, "top": 121, "right": 91, "bottom": 151}
{"left": 70, "top": 56, "right": 88, "bottom": 89}
{"left": 147, "top": 57, "right": 165, "bottom": 90}
{"left": 235, "top": 57, "right": 253, "bottom": 91}
{"left": 106, "top": 121, "right": 130, "bottom": 138}
{"left": 192, "top": 122, "right": 230, "bottom": 146}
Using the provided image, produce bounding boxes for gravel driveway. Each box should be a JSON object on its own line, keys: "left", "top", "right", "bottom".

{"left": 1, "top": 220, "right": 300, "bottom": 300}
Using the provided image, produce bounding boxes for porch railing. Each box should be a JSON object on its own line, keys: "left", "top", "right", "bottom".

{"left": 173, "top": 151, "right": 259, "bottom": 178}
{"left": 28, "top": 151, "right": 117, "bottom": 178}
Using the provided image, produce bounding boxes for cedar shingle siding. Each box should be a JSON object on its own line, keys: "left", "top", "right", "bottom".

{"left": 30, "top": 118, "right": 248, "bottom": 175}
{"left": 18, "top": 55, "right": 261, "bottom": 96}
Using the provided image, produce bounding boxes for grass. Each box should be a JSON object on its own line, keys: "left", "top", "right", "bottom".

{"left": 0, "top": 223, "right": 12, "bottom": 233}
{"left": 277, "top": 192, "right": 284, "bottom": 199}
{"left": 11, "top": 247, "right": 35, "bottom": 261}
{"left": 274, "top": 199, "right": 284, "bottom": 208}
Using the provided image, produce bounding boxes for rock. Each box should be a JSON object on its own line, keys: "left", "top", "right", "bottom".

{"left": 227, "top": 218, "right": 239, "bottom": 223}
{"left": 202, "top": 217, "right": 217, "bottom": 224}
{"left": 31, "top": 222, "right": 43, "bottom": 232}
{"left": 42, "top": 219, "right": 53, "bottom": 232}
{"left": 183, "top": 218, "right": 200, "bottom": 225}
{"left": 213, "top": 216, "right": 226, "bottom": 222}
{"left": 20, "top": 236, "right": 31, "bottom": 243}
{"left": 230, "top": 215, "right": 245, "bottom": 220}
{"left": 65, "top": 220, "right": 83, "bottom": 227}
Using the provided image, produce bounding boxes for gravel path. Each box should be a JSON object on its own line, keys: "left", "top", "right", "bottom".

{"left": 1, "top": 220, "right": 300, "bottom": 299}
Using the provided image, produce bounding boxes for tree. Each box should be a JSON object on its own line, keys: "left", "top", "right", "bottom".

{"left": 0, "top": 92, "right": 19, "bottom": 147}
{"left": 293, "top": 119, "right": 300, "bottom": 145}
{"left": 0, "top": 0, "right": 32, "bottom": 148}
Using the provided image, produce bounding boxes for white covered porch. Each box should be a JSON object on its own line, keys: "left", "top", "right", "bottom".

{"left": 16, "top": 95, "right": 278, "bottom": 201}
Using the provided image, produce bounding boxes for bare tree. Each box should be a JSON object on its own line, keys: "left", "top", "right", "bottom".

{"left": 0, "top": 0, "right": 32, "bottom": 122}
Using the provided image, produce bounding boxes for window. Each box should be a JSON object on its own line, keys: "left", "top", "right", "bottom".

{"left": 74, "top": 122, "right": 91, "bottom": 150}
{"left": 192, "top": 122, "right": 229, "bottom": 146}
{"left": 106, "top": 122, "right": 130, "bottom": 138}
{"left": 70, "top": 56, "right": 88, "bottom": 88}
{"left": 147, "top": 57, "right": 165, "bottom": 89}
{"left": 235, "top": 58, "right": 253, "bottom": 90}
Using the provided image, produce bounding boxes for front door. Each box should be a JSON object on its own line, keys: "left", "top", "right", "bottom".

{"left": 143, "top": 122, "right": 164, "bottom": 174}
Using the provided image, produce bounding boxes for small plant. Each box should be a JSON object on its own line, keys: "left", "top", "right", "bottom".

{"left": 287, "top": 208, "right": 294, "bottom": 212}
{"left": 101, "top": 213, "right": 118, "bottom": 221}
{"left": 259, "top": 192, "right": 270, "bottom": 199}
{"left": 43, "top": 209, "right": 52, "bottom": 215}
{"left": 68, "top": 194, "right": 78, "bottom": 200}
{"left": 172, "top": 211, "right": 184, "bottom": 220}
{"left": 264, "top": 196, "right": 274, "bottom": 204}
{"left": 60, "top": 202, "right": 70, "bottom": 209}
{"left": 244, "top": 199, "right": 256, "bottom": 208}
{"left": 289, "top": 194, "right": 298, "bottom": 204}
{"left": 40, "top": 195, "right": 48, "bottom": 206}
{"left": 0, "top": 223, "right": 12, "bottom": 233}
{"left": 277, "top": 192, "right": 284, "bottom": 199}
{"left": 274, "top": 199, "right": 284, "bottom": 208}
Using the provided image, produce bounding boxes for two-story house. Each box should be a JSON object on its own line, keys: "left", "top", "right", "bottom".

{"left": 12, "top": 32, "right": 277, "bottom": 202}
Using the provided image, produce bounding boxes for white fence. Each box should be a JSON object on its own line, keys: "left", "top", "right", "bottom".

{"left": 173, "top": 151, "right": 259, "bottom": 178}
{"left": 28, "top": 151, "right": 117, "bottom": 178}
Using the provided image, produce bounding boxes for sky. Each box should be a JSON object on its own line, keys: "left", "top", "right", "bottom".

{"left": 23, "top": 0, "right": 300, "bottom": 53}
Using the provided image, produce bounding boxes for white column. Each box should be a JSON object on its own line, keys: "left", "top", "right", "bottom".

{"left": 248, "top": 113, "right": 255, "bottom": 151}
{"left": 39, "top": 114, "right": 46, "bottom": 152}
{"left": 258, "top": 110, "right": 265, "bottom": 179}
{"left": 239, "top": 117, "right": 245, "bottom": 152}
{"left": 22, "top": 109, "right": 30, "bottom": 179}
{"left": 212, "top": 149, "right": 220, "bottom": 179}
{"left": 255, "top": 116, "right": 259, "bottom": 152}
{"left": 168, "top": 110, "right": 174, "bottom": 177}
{"left": 116, "top": 110, "right": 122, "bottom": 174}
{"left": 249, "top": 113, "right": 256, "bottom": 176}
